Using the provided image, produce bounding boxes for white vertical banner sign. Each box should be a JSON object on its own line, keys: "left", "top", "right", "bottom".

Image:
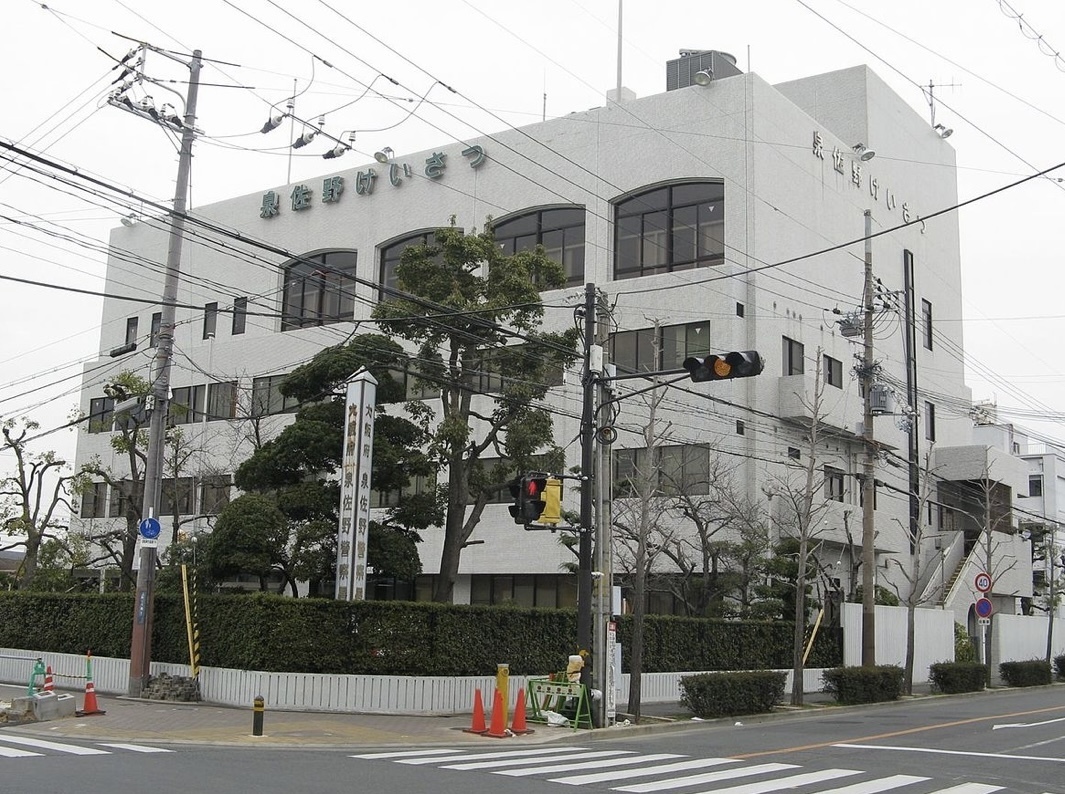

{"left": 335, "top": 368, "right": 377, "bottom": 601}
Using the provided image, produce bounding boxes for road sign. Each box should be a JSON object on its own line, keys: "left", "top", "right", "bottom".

{"left": 139, "top": 517, "right": 161, "bottom": 540}
{"left": 975, "top": 597, "right": 994, "bottom": 619}
{"left": 978, "top": 617, "right": 991, "bottom": 626}
{"left": 974, "top": 572, "right": 992, "bottom": 593}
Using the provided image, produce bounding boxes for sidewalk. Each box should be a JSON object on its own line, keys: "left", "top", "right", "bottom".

{"left": 1, "top": 687, "right": 699, "bottom": 749}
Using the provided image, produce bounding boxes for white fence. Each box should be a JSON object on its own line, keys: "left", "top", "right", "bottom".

{"left": 4, "top": 605, "right": 1055, "bottom": 715}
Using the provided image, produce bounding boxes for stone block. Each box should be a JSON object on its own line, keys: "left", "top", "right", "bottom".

{"left": 56, "top": 693, "right": 76, "bottom": 718}
{"left": 32, "top": 691, "right": 58, "bottom": 721}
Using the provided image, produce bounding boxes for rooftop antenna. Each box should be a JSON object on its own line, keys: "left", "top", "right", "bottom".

{"left": 923, "top": 78, "right": 961, "bottom": 128}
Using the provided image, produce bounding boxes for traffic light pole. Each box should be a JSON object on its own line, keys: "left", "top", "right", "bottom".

{"left": 860, "top": 209, "right": 877, "bottom": 667}
{"left": 577, "top": 283, "right": 596, "bottom": 685}
{"left": 128, "top": 50, "right": 202, "bottom": 698}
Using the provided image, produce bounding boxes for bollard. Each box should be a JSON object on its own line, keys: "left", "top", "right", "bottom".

{"left": 252, "top": 695, "right": 265, "bottom": 737}
{"left": 496, "top": 663, "right": 509, "bottom": 729}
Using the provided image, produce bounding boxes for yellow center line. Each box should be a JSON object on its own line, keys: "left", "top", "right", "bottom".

{"left": 730, "top": 703, "right": 1065, "bottom": 759}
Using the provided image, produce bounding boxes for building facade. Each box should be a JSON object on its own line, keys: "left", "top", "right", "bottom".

{"left": 74, "top": 52, "right": 1020, "bottom": 616}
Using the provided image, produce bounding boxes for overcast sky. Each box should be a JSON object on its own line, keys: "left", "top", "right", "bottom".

{"left": 3, "top": 0, "right": 1065, "bottom": 472}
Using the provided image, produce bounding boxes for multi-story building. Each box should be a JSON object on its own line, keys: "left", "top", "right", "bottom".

{"left": 72, "top": 50, "right": 1029, "bottom": 618}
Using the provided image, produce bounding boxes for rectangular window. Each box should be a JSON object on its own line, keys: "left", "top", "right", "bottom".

{"left": 782, "top": 336, "right": 804, "bottom": 376}
{"left": 80, "top": 481, "right": 108, "bottom": 519}
{"left": 200, "top": 475, "right": 232, "bottom": 514}
{"left": 108, "top": 480, "right": 144, "bottom": 519}
{"left": 125, "top": 317, "right": 139, "bottom": 347}
{"left": 787, "top": 447, "right": 801, "bottom": 460}
{"left": 371, "top": 472, "right": 435, "bottom": 508}
{"left": 823, "top": 354, "right": 843, "bottom": 388}
{"left": 825, "top": 467, "right": 845, "bottom": 502}
{"left": 88, "top": 397, "right": 115, "bottom": 434}
{"left": 736, "top": 420, "right": 745, "bottom": 435}
{"left": 612, "top": 445, "right": 710, "bottom": 497}
{"left": 922, "top": 299, "right": 933, "bottom": 350}
{"left": 232, "top": 297, "right": 247, "bottom": 335}
{"left": 1030, "top": 474, "right": 1044, "bottom": 498}
{"left": 251, "top": 375, "right": 300, "bottom": 416}
{"left": 203, "top": 302, "right": 218, "bottom": 340}
{"left": 161, "top": 477, "right": 195, "bottom": 516}
{"left": 206, "top": 381, "right": 238, "bottom": 421}
{"left": 150, "top": 312, "right": 162, "bottom": 347}
{"left": 610, "top": 321, "right": 710, "bottom": 375}
{"left": 924, "top": 400, "right": 936, "bottom": 441}
{"left": 170, "top": 385, "right": 206, "bottom": 425}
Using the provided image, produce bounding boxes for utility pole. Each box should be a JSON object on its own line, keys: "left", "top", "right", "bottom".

{"left": 860, "top": 209, "right": 877, "bottom": 667}
{"left": 577, "top": 283, "right": 596, "bottom": 682}
{"left": 593, "top": 290, "right": 614, "bottom": 727}
{"left": 128, "top": 49, "right": 203, "bottom": 698}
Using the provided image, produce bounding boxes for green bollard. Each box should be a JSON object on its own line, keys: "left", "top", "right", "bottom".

{"left": 252, "top": 695, "right": 265, "bottom": 736}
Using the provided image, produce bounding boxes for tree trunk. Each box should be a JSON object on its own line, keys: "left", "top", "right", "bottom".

{"left": 432, "top": 455, "right": 467, "bottom": 603}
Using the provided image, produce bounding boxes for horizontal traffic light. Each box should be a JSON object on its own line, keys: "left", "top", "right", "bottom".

{"left": 682, "top": 350, "right": 764, "bottom": 383}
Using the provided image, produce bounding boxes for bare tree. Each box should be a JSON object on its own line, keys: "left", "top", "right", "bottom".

{"left": 1, "top": 418, "right": 83, "bottom": 589}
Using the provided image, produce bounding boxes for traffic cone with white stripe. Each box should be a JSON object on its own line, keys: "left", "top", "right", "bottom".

{"left": 76, "top": 651, "right": 106, "bottom": 716}
{"left": 509, "top": 687, "right": 534, "bottom": 735}
{"left": 43, "top": 666, "right": 54, "bottom": 693}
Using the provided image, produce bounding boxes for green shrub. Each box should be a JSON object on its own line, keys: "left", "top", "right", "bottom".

{"left": 822, "top": 665, "right": 903, "bottom": 704}
{"left": 680, "top": 671, "right": 786, "bottom": 718}
{"left": 928, "top": 661, "right": 986, "bottom": 694}
{"left": 1054, "top": 655, "right": 1065, "bottom": 680}
{"left": 999, "top": 660, "right": 1052, "bottom": 687}
{"left": 954, "top": 623, "right": 977, "bottom": 663}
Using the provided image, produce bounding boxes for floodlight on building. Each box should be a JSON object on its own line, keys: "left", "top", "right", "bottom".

{"left": 934, "top": 123, "right": 953, "bottom": 139}
{"left": 852, "top": 143, "right": 876, "bottom": 162}
{"left": 693, "top": 69, "right": 713, "bottom": 86}
{"left": 120, "top": 214, "right": 138, "bottom": 227}
{"left": 374, "top": 146, "right": 394, "bottom": 164}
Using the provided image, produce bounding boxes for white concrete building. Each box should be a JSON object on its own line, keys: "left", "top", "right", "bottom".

{"left": 73, "top": 50, "right": 1025, "bottom": 617}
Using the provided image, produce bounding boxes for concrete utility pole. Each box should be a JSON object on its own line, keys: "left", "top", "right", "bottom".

{"left": 860, "top": 209, "right": 877, "bottom": 667}
{"left": 128, "top": 49, "right": 203, "bottom": 698}
{"left": 577, "top": 283, "right": 596, "bottom": 678}
{"left": 593, "top": 290, "right": 614, "bottom": 727}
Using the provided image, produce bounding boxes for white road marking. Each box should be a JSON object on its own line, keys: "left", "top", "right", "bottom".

{"left": 613, "top": 762, "right": 799, "bottom": 792}
{"left": 99, "top": 743, "right": 174, "bottom": 753}
{"left": 0, "top": 734, "right": 109, "bottom": 755}
{"left": 805, "top": 775, "right": 929, "bottom": 793}
{"left": 352, "top": 748, "right": 479, "bottom": 759}
{"left": 397, "top": 746, "right": 592, "bottom": 764}
{"left": 494, "top": 753, "right": 685, "bottom": 777}
{"left": 0, "top": 745, "right": 42, "bottom": 758}
{"left": 834, "top": 742, "right": 1065, "bottom": 763}
{"left": 552, "top": 757, "right": 739, "bottom": 785}
{"left": 680, "top": 768, "right": 860, "bottom": 794}
{"left": 922, "top": 785, "right": 1003, "bottom": 794}
{"left": 444, "top": 750, "right": 631, "bottom": 770}
{"left": 992, "top": 716, "right": 1065, "bottom": 730}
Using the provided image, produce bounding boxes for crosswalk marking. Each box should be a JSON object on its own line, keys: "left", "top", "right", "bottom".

{"left": 806, "top": 775, "right": 929, "bottom": 793}
{"left": 352, "top": 748, "right": 465, "bottom": 759}
{"left": 692, "top": 768, "right": 860, "bottom": 793}
{"left": 99, "top": 743, "right": 174, "bottom": 754}
{"left": 444, "top": 750, "right": 633, "bottom": 771}
{"left": 397, "top": 746, "right": 591, "bottom": 765}
{"left": 0, "top": 734, "right": 109, "bottom": 756}
{"left": 552, "top": 757, "right": 739, "bottom": 785}
{"left": 494, "top": 752, "right": 685, "bottom": 777}
{"left": 0, "top": 745, "right": 42, "bottom": 758}
{"left": 613, "top": 762, "right": 799, "bottom": 792}
{"left": 923, "top": 786, "right": 1003, "bottom": 794}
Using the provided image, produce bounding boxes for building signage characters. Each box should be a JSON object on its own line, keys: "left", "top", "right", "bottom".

{"left": 424, "top": 151, "right": 446, "bottom": 179}
{"left": 462, "top": 145, "right": 487, "bottom": 168}
{"left": 812, "top": 128, "right": 918, "bottom": 226}
{"left": 260, "top": 190, "right": 280, "bottom": 218}
{"left": 322, "top": 176, "right": 344, "bottom": 203}
{"left": 291, "top": 183, "right": 312, "bottom": 211}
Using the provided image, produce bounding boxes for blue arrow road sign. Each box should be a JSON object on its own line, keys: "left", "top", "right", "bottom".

{"left": 139, "top": 517, "right": 161, "bottom": 539}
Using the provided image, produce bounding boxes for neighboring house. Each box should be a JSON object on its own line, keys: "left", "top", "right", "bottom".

{"left": 72, "top": 49, "right": 1006, "bottom": 615}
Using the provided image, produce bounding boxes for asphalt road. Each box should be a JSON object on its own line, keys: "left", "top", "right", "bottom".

{"left": 5, "top": 688, "right": 1065, "bottom": 793}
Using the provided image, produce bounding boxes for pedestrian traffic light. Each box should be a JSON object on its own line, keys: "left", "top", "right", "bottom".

{"left": 508, "top": 473, "right": 563, "bottom": 526}
{"left": 682, "top": 350, "right": 764, "bottom": 383}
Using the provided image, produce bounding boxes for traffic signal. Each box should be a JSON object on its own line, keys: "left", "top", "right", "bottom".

{"left": 507, "top": 473, "right": 563, "bottom": 526}
{"left": 682, "top": 350, "right": 764, "bottom": 383}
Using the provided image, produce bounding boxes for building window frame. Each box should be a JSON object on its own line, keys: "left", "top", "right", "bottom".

{"left": 251, "top": 375, "right": 301, "bottom": 417}
{"left": 825, "top": 466, "right": 845, "bottom": 502}
{"left": 783, "top": 336, "right": 805, "bottom": 376}
{"left": 492, "top": 206, "right": 586, "bottom": 286}
{"left": 150, "top": 312, "right": 162, "bottom": 347}
{"left": 610, "top": 321, "right": 711, "bottom": 375}
{"left": 922, "top": 299, "right": 933, "bottom": 350}
{"left": 378, "top": 231, "right": 437, "bottom": 298}
{"left": 232, "top": 297, "right": 247, "bottom": 335}
{"left": 924, "top": 400, "right": 936, "bottom": 442}
{"left": 88, "top": 397, "right": 115, "bottom": 434}
{"left": 281, "top": 250, "right": 358, "bottom": 331}
{"left": 203, "top": 302, "right": 218, "bottom": 340}
{"left": 614, "top": 182, "right": 725, "bottom": 280}
{"left": 125, "top": 317, "right": 139, "bottom": 347}
{"left": 1030, "top": 474, "right": 1044, "bottom": 498}
{"left": 824, "top": 354, "right": 843, "bottom": 388}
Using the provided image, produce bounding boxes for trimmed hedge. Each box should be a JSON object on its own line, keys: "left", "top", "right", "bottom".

{"left": 822, "top": 665, "right": 904, "bottom": 704}
{"left": 680, "top": 671, "right": 786, "bottom": 718}
{"left": 928, "top": 661, "right": 987, "bottom": 694}
{"left": 0, "top": 591, "right": 842, "bottom": 676}
{"left": 999, "top": 659, "right": 1052, "bottom": 687}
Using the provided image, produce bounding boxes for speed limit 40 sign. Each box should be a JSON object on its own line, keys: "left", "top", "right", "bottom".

{"left": 974, "top": 572, "right": 992, "bottom": 593}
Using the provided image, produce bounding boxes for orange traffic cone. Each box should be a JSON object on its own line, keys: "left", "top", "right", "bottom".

{"left": 43, "top": 666, "right": 54, "bottom": 693}
{"left": 483, "top": 688, "right": 510, "bottom": 738}
{"left": 509, "top": 687, "right": 534, "bottom": 735}
{"left": 76, "top": 652, "right": 105, "bottom": 717}
{"left": 463, "top": 688, "right": 488, "bottom": 734}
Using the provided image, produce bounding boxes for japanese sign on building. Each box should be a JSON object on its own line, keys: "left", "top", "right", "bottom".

{"left": 335, "top": 368, "right": 377, "bottom": 602}
{"left": 259, "top": 144, "right": 487, "bottom": 219}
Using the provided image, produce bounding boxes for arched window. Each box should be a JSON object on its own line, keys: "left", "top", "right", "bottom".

{"left": 281, "top": 250, "right": 358, "bottom": 331}
{"left": 493, "top": 206, "right": 585, "bottom": 286}
{"left": 379, "top": 230, "right": 438, "bottom": 296}
{"left": 614, "top": 182, "right": 724, "bottom": 280}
